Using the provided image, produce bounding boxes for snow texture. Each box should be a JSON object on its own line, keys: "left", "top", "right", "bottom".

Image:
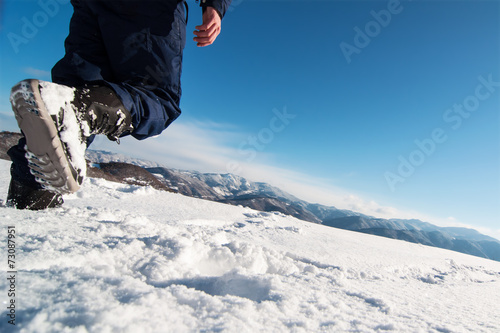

{"left": 39, "top": 81, "right": 87, "bottom": 183}
{"left": 0, "top": 159, "right": 499, "bottom": 332}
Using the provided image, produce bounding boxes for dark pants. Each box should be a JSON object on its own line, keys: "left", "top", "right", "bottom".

{"left": 9, "top": 0, "right": 187, "bottom": 187}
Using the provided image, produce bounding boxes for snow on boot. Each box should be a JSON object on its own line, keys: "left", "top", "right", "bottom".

{"left": 10, "top": 79, "right": 133, "bottom": 195}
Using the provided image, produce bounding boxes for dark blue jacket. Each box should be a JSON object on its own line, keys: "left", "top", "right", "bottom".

{"left": 199, "top": 0, "right": 232, "bottom": 18}
{"left": 98, "top": 0, "right": 232, "bottom": 20}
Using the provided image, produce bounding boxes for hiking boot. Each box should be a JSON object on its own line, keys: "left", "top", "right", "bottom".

{"left": 10, "top": 79, "right": 133, "bottom": 195}
{"left": 6, "top": 179, "right": 63, "bottom": 210}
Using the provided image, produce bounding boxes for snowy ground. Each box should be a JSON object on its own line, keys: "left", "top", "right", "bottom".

{"left": 0, "top": 159, "right": 499, "bottom": 333}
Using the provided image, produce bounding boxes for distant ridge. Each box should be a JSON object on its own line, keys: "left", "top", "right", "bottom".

{"left": 86, "top": 148, "right": 500, "bottom": 262}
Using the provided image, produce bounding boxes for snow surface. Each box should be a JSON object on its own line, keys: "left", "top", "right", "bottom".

{"left": 1, "top": 159, "right": 499, "bottom": 332}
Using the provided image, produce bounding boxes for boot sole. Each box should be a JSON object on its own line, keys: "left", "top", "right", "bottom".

{"left": 10, "top": 80, "right": 80, "bottom": 195}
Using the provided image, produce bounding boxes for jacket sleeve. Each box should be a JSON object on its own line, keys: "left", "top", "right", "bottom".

{"left": 198, "top": 0, "right": 232, "bottom": 19}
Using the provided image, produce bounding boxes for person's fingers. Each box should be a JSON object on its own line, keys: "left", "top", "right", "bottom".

{"left": 193, "top": 30, "right": 220, "bottom": 47}
{"left": 193, "top": 24, "right": 218, "bottom": 38}
{"left": 193, "top": 23, "right": 220, "bottom": 46}
{"left": 193, "top": 7, "right": 222, "bottom": 47}
{"left": 194, "top": 20, "right": 215, "bottom": 32}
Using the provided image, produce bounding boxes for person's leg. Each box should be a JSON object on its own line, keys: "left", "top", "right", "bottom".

{"left": 52, "top": 0, "right": 186, "bottom": 139}
{"left": 8, "top": 0, "right": 186, "bottom": 209}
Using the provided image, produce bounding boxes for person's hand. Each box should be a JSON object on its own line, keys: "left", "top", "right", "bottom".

{"left": 193, "top": 7, "right": 222, "bottom": 47}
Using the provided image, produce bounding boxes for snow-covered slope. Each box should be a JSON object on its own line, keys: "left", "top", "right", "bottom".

{"left": 1, "top": 159, "right": 499, "bottom": 332}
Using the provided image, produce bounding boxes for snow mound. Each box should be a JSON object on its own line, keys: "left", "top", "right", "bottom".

{"left": 0, "top": 159, "right": 499, "bottom": 332}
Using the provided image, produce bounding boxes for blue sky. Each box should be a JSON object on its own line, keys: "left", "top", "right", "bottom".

{"left": 1, "top": 0, "right": 499, "bottom": 239}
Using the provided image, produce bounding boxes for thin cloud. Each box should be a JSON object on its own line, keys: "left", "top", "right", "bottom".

{"left": 0, "top": 112, "right": 17, "bottom": 132}
{"left": 23, "top": 67, "right": 51, "bottom": 78}
{"left": 91, "top": 120, "right": 500, "bottom": 241}
{"left": 93, "top": 120, "right": 414, "bottom": 216}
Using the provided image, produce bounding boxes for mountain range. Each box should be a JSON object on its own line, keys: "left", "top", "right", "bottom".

{"left": 2, "top": 131, "right": 500, "bottom": 262}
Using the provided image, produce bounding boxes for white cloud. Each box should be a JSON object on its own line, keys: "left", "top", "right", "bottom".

{"left": 92, "top": 120, "right": 271, "bottom": 174}
{"left": 90, "top": 120, "right": 500, "bottom": 241}
{"left": 92, "top": 120, "right": 410, "bottom": 215}
{"left": 23, "top": 67, "right": 51, "bottom": 78}
{"left": 0, "top": 112, "right": 17, "bottom": 132}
